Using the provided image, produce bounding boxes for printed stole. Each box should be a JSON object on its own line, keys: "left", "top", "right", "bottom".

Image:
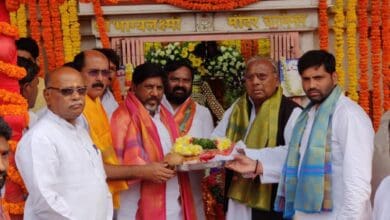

{"left": 174, "top": 98, "right": 197, "bottom": 136}
{"left": 226, "top": 87, "right": 282, "bottom": 210}
{"left": 274, "top": 86, "right": 342, "bottom": 218}
{"left": 124, "top": 93, "right": 197, "bottom": 220}
{"left": 83, "top": 96, "right": 128, "bottom": 209}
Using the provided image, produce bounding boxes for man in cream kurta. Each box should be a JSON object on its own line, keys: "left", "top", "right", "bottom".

{"left": 16, "top": 66, "right": 112, "bottom": 220}
{"left": 226, "top": 50, "right": 374, "bottom": 220}
{"left": 161, "top": 59, "right": 215, "bottom": 219}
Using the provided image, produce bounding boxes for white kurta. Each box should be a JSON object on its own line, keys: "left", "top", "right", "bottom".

{"left": 101, "top": 90, "right": 119, "bottom": 121}
{"left": 373, "top": 176, "right": 390, "bottom": 220}
{"left": 211, "top": 98, "right": 302, "bottom": 220}
{"left": 16, "top": 110, "right": 113, "bottom": 220}
{"left": 117, "top": 109, "right": 182, "bottom": 220}
{"left": 246, "top": 94, "right": 374, "bottom": 220}
{"left": 162, "top": 96, "right": 215, "bottom": 220}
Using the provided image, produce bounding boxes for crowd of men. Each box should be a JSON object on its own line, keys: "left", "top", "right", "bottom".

{"left": 0, "top": 37, "right": 388, "bottom": 220}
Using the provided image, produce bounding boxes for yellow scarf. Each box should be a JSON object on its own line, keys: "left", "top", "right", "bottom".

{"left": 83, "top": 96, "right": 128, "bottom": 208}
{"left": 226, "top": 87, "right": 282, "bottom": 210}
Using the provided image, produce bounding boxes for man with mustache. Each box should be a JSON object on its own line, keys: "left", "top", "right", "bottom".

{"left": 225, "top": 50, "right": 374, "bottom": 219}
{"left": 161, "top": 59, "right": 214, "bottom": 219}
{"left": 16, "top": 66, "right": 113, "bottom": 219}
{"left": 211, "top": 56, "right": 302, "bottom": 220}
{"left": 0, "top": 117, "right": 11, "bottom": 220}
{"left": 111, "top": 62, "right": 197, "bottom": 220}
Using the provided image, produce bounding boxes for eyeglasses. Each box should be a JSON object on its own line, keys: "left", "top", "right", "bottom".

{"left": 47, "top": 86, "right": 87, "bottom": 96}
{"left": 87, "top": 69, "right": 111, "bottom": 77}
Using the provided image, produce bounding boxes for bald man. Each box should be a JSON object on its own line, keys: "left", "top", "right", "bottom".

{"left": 16, "top": 66, "right": 113, "bottom": 219}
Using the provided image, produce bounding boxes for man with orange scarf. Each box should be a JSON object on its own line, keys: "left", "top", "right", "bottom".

{"left": 161, "top": 59, "right": 214, "bottom": 219}
{"left": 111, "top": 62, "right": 197, "bottom": 220}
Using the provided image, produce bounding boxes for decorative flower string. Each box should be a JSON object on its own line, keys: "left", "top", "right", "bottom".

{"left": 59, "top": 0, "right": 73, "bottom": 62}
{"left": 318, "top": 0, "right": 328, "bottom": 50}
{"left": 92, "top": 0, "right": 110, "bottom": 48}
{"left": 333, "top": 0, "right": 345, "bottom": 88}
{"left": 371, "top": 0, "right": 382, "bottom": 130}
{"left": 0, "top": 60, "right": 26, "bottom": 79}
{"left": 5, "top": 0, "right": 20, "bottom": 12}
{"left": 346, "top": 0, "right": 358, "bottom": 102}
{"left": 154, "top": 0, "right": 257, "bottom": 11}
{"left": 241, "top": 39, "right": 252, "bottom": 61}
{"left": 9, "top": 11, "right": 17, "bottom": 26}
{"left": 258, "top": 38, "right": 270, "bottom": 57}
{"left": 357, "top": 0, "right": 369, "bottom": 113}
{"left": 50, "top": 0, "right": 65, "bottom": 67}
{"left": 0, "top": 21, "right": 19, "bottom": 38}
{"left": 16, "top": 3, "right": 27, "bottom": 37}
{"left": 28, "top": 0, "right": 44, "bottom": 77}
{"left": 111, "top": 76, "right": 123, "bottom": 103}
{"left": 68, "top": 0, "right": 81, "bottom": 57}
{"left": 39, "top": 0, "right": 56, "bottom": 71}
{"left": 382, "top": 0, "right": 390, "bottom": 111}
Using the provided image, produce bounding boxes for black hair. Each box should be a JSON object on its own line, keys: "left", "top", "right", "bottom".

{"left": 132, "top": 62, "right": 164, "bottom": 85}
{"left": 16, "top": 37, "right": 39, "bottom": 60}
{"left": 164, "top": 59, "right": 195, "bottom": 80}
{"left": 0, "top": 117, "right": 12, "bottom": 141}
{"left": 72, "top": 51, "right": 85, "bottom": 72}
{"left": 93, "top": 48, "right": 120, "bottom": 70}
{"left": 298, "top": 50, "right": 336, "bottom": 75}
{"left": 17, "top": 56, "right": 39, "bottom": 86}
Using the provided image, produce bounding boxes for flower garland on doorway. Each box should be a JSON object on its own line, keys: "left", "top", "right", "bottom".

{"left": 318, "top": 0, "right": 328, "bottom": 50}
{"left": 68, "top": 0, "right": 81, "bottom": 56}
{"left": 50, "top": 0, "right": 65, "bottom": 67}
{"left": 381, "top": 0, "right": 390, "bottom": 111}
{"left": 346, "top": 0, "right": 358, "bottom": 102}
{"left": 357, "top": 0, "right": 369, "bottom": 113}
{"left": 39, "top": 0, "right": 56, "bottom": 71}
{"left": 28, "top": 0, "right": 45, "bottom": 77}
{"left": 59, "top": 0, "right": 73, "bottom": 62}
{"left": 9, "top": 3, "right": 26, "bottom": 37}
{"left": 154, "top": 0, "right": 258, "bottom": 11}
{"left": 92, "top": 0, "right": 110, "bottom": 48}
{"left": 333, "top": 0, "right": 345, "bottom": 88}
{"left": 371, "top": 0, "right": 382, "bottom": 130}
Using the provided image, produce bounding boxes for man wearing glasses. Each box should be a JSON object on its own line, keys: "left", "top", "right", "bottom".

{"left": 16, "top": 66, "right": 113, "bottom": 219}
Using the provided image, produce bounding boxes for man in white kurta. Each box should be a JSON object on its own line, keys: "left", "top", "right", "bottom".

{"left": 15, "top": 66, "right": 113, "bottom": 220}
{"left": 226, "top": 50, "right": 374, "bottom": 220}
{"left": 161, "top": 59, "right": 215, "bottom": 219}
{"left": 212, "top": 57, "right": 302, "bottom": 220}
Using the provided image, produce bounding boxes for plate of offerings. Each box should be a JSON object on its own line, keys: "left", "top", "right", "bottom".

{"left": 164, "top": 136, "right": 234, "bottom": 171}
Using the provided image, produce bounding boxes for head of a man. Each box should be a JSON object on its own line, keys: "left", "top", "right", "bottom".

{"left": 15, "top": 37, "right": 39, "bottom": 63}
{"left": 164, "top": 59, "right": 194, "bottom": 107}
{"left": 298, "top": 50, "right": 337, "bottom": 104}
{"left": 18, "top": 57, "right": 40, "bottom": 109}
{"left": 93, "top": 48, "right": 120, "bottom": 95}
{"left": 72, "top": 50, "right": 110, "bottom": 100}
{"left": 44, "top": 66, "right": 86, "bottom": 125}
{"left": 243, "top": 57, "right": 279, "bottom": 108}
{"left": 132, "top": 63, "right": 165, "bottom": 116}
{"left": 0, "top": 117, "right": 11, "bottom": 189}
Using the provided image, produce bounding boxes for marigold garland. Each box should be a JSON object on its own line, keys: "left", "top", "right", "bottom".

{"left": 0, "top": 21, "right": 19, "bottom": 38}
{"left": 258, "top": 38, "right": 270, "bottom": 57}
{"left": 92, "top": 0, "right": 110, "bottom": 48}
{"left": 5, "top": 0, "right": 20, "bottom": 12}
{"left": 318, "top": 0, "right": 328, "bottom": 50}
{"left": 9, "top": 11, "right": 17, "bottom": 26}
{"left": 371, "top": 0, "right": 382, "bottom": 130}
{"left": 154, "top": 0, "right": 258, "bottom": 11}
{"left": 59, "top": 0, "right": 73, "bottom": 62}
{"left": 0, "top": 60, "right": 26, "bottom": 79}
{"left": 2, "top": 200, "right": 25, "bottom": 215}
{"left": 382, "top": 0, "right": 390, "bottom": 111}
{"left": 28, "top": 0, "right": 45, "bottom": 77}
{"left": 50, "top": 0, "right": 65, "bottom": 67}
{"left": 16, "top": 3, "right": 27, "bottom": 37}
{"left": 68, "top": 0, "right": 81, "bottom": 57}
{"left": 357, "top": 0, "right": 369, "bottom": 113}
{"left": 346, "top": 0, "right": 358, "bottom": 102}
{"left": 111, "top": 76, "right": 123, "bottom": 103}
{"left": 333, "top": 0, "right": 345, "bottom": 88}
{"left": 39, "top": 0, "right": 56, "bottom": 71}
{"left": 0, "top": 89, "right": 28, "bottom": 106}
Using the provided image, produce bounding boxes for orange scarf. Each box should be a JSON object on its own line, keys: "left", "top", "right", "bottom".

{"left": 112, "top": 93, "right": 197, "bottom": 220}
{"left": 173, "top": 98, "right": 197, "bottom": 136}
{"left": 83, "top": 95, "right": 128, "bottom": 208}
